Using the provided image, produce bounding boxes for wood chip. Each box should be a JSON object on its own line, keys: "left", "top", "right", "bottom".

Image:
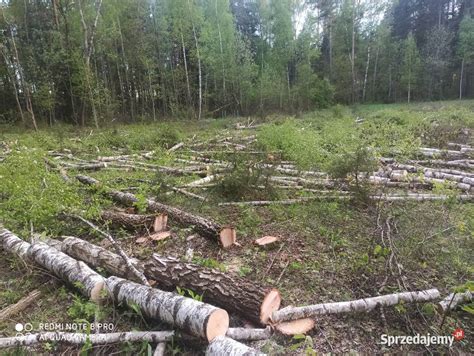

{"left": 255, "top": 236, "right": 280, "bottom": 246}
{"left": 150, "top": 231, "right": 171, "bottom": 241}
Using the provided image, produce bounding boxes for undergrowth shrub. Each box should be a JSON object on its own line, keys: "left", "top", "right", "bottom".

{"left": 210, "top": 157, "right": 279, "bottom": 202}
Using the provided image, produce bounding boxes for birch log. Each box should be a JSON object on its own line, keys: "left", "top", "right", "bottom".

{"left": 206, "top": 336, "right": 264, "bottom": 356}
{"left": 106, "top": 276, "right": 229, "bottom": 341}
{"left": 438, "top": 291, "right": 473, "bottom": 312}
{"left": 28, "top": 242, "right": 106, "bottom": 301}
{"left": 76, "top": 175, "right": 234, "bottom": 247}
{"left": 0, "top": 331, "right": 174, "bottom": 349}
{"left": 0, "top": 228, "right": 105, "bottom": 302}
{"left": 271, "top": 289, "right": 441, "bottom": 323}
{"left": 226, "top": 327, "right": 272, "bottom": 341}
{"left": 47, "top": 236, "right": 281, "bottom": 326}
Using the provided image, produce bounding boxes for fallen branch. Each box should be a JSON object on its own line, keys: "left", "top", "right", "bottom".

{"left": 271, "top": 289, "right": 441, "bottom": 323}
{"left": 0, "top": 290, "right": 42, "bottom": 320}
{"left": 0, "top": 331, "right": 174, "bottom": 349}
{"left": 168, "top": 142, "right": 184, "bottom": 152}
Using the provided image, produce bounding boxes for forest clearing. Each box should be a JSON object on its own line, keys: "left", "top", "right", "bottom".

{"left": 1, "top": 0, "right": 474, "bottom": 354}
{"left": 1, "top": 101, "right": 473, "bottom": 354}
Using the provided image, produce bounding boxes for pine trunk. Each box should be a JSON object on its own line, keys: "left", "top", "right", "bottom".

{"left": 47, "top": 236, "right": 281, "bottom": 326}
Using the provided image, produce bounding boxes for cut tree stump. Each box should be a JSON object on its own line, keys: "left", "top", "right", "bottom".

{"left": 76, "top": 175, "right": 236, "bottom": 247}
{"left": 206, "top": 336, "right": 264, "bottom": 356}
{"left": 271, "top": 289, "right": 441, "bottom": 323}
{"left": 0, "top": 290, "right": 42, "bottom": 320}
{"left": 46, "top": 236, "right": 281, "bottom": 326}
{"left": 0, "top": 331, "right": 174, "bottom": 349}
{"left": 106, "top": 276, "right": 229, "bottom": 341}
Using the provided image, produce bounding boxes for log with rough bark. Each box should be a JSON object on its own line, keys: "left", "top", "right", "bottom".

{"left": 72, "top": 215, "right": 149, "bottom": 286}
{"left": 407, "top": 159, "right": 474, "bottom": 170}
{"left": 106, "top": 276, "right": 229, "bottom": 341}
{"left": 0, "top": 331, "right": 174, "bottom": 349}
{"left": 100, "top": 210, "right": 155, "bottom": 230}
{"left": 206, "top": 336, "right": 264, "bottom": 356}
{"left": 271, "top": 289, "right": 441, "bottom": 323}
{"left": 226, "top": 327, "right": 272, "bottom": 341}
{"left": 76, "top": 175, "right": 235, "bottom": 247}
{"left": 438, "top": 291, "right": 473, "bottom": 312}
{"left": 0, "top": 290, "right": 42, "bottom": 320}
{"left": 46, "top": 236, "right": 281, "bottom": 326}
{"left": 0, "top": 228, "right": 105, "bottom": 301}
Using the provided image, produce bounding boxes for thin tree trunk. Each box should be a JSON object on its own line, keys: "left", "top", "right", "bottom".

{"left": 362, "top": 44, "right": 371, "bottom": 102}
{"left": 206, "top": 336, "right": 263, "bottom": 356}
{"left": 459, "top": 57, "right": 464, "bottom": 100}
{"left": 271, "top": 289, "right": 441, "bottom": 323}
{"left": 372, "top": 45, "right": 379, "bottom": 101}
{"left": 0, "top": 331, "right": 174, "bottom": 349}
{"left": 181, "top": 33, "right": 192, "bottom": 108}
{"left": 191, "top": 22, "right": 202, "bottom": 120}
{"left": 0, "top": 48, "right": 25, "bottom": 123}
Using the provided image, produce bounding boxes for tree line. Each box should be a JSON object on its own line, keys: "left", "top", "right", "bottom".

{"left": 1, "top": 0, "right": 474, "bottom": 128}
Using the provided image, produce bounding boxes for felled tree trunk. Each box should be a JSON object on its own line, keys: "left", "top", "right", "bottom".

{"left": 0, "top": 229, "right": 105, "bottom": 301}
{"left": 271, "top": 289, "right": 440, "bottom": 323}
{"left": 206, "top": 336, "right": 264, "bottom": 356}
{"left": 106, "top": 276, "right": 229, "bottom": 341}
{"left": 226, "top": 327, "right": 272, "bottom": 341}
{"left": 47, "top": 236, "right": 281, "bottom": 326}
{"left": 100, "top": 210, "right": 155, "bottom": 230}
{"left": 438, "top": 291, "right": 473, "bottom": 312}
{"left": 0, "top": 331, "right": 174, "bottom": 349}
{"left": 76, "top": 175, "right": 236, "bottom": 247}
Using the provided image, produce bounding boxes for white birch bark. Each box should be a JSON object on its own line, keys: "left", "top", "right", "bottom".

{"left": 439, "top": 291, "right": 472, "bottom": 312}
{"left": 105, "top": 276, "right": 229, "bottom": 341}
{"left": 27, "top": 242, "right": 106, "bottom": 301}
{"left": 226, "top": 327, "right": 272, "bottom": 341}
{"left": 0, "top": 331, "right": 173, "bottom": 349}
{"left": 271, "top": 289, "right": 440, "bottom": 323}
{"left": 0, "top": 227, "right": 30, "bottom": 259}
{"left": 206, "top": 336, "right": 264, "bottom": 356}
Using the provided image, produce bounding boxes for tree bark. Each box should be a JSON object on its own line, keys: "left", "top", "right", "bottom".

{"left": 0, "top": 290, "right": 41, "bottom": 320}
{"left": 0, "top": 228, "right": 105, "bottom": 301}
{"left": 226, "top": 327, "right": 272, "bottom": 341}
{"left": 206, "top": 336, "right": 264, "bottom": 356}
{"left": 106, "top": 276, "right": 229, "bottom": 341}
{"left": 100, "top": 210, "right": 156, "bottom": 230}
{"left": 76, "top": 175, "right": 233, "bottom": 246}
{"left": 460, "top": 58, "right": 464, "bottom": 100}
{"left": 271, "top": 289, "right": 441, "bottom": 323}
{"left": 438, "top": 291, "right": 472, "bottom": 312}
{"left": 0, "top": 331, "right": 174, "bottom": 349}
{"left": 48, "top": 236, "right": 281, "bottom": 326}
